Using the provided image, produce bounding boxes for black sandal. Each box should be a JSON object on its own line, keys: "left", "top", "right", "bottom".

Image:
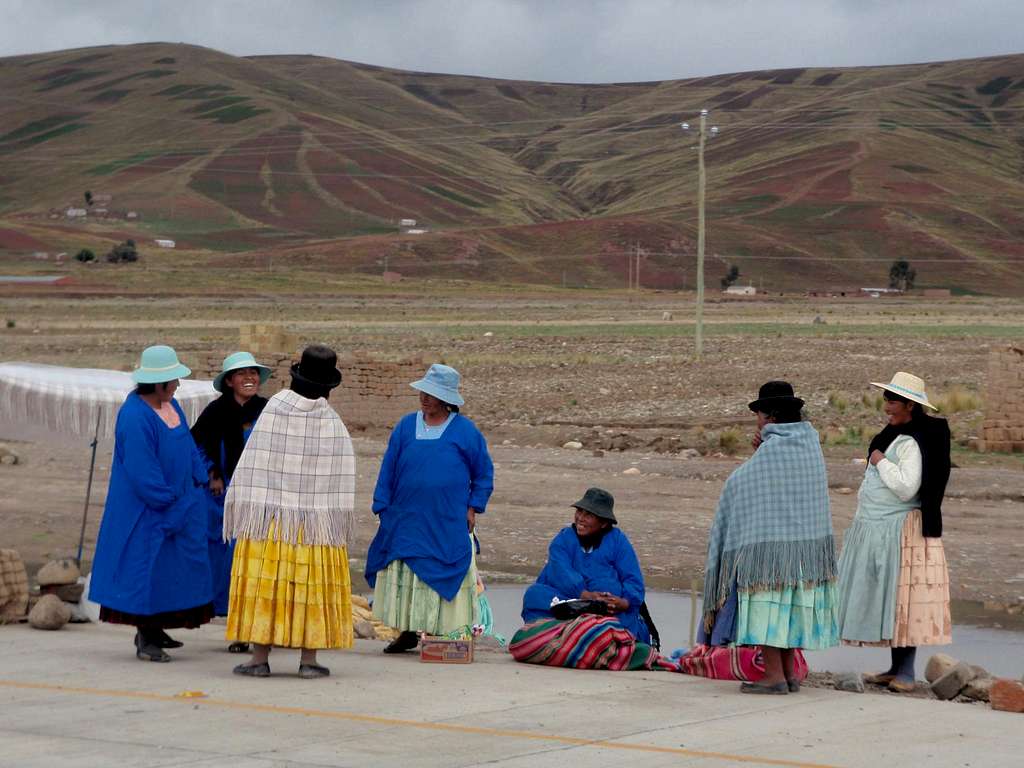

{"left": 232, "top": 662, "right": 270, "bottom": 677}
{"left": 298, "top": 663, "right": 330, "bottom": 679}
{"left": 227, "top": 642, "right": 251, "bottom": 654}
{"left": 383, "top": 631, "right": 420, "bottom": 654}
{"left": 134, "top": 632, "right": 171, "bottom": 663}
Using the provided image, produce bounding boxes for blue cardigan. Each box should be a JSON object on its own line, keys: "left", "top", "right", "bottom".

{"left": 89, "top": 393, "right": 212, "bottom": 615}
{"left": 365, "top": 412, "right": 494, "bottom": 601}
{"left": 521, "top": 526, "right": 650, "bottom": 643}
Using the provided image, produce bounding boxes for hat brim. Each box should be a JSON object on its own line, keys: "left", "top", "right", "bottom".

{"left": 572, "top": 500, "right": 617, "bottom": 524}
{"left": 214, "top": 363, "right": 272, "bottom": 394}
{"left": 290, "top": 362, "right": 342, "bottom": 390}
{"left": 870, "top": 382, "right": 939, "bottom": 411}
{"left": 748, "top": 395, "right": 804, "bottom": 413}
{"left": 132, "top": 363, "right": 192, "bottom": 384}
{"left": 410, "top": 379, "right": 464, "bottom": 407}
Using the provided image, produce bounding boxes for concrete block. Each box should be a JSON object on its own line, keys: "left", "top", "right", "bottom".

{"left": 991, "top": 679, "right": 1024, "bottom": 712}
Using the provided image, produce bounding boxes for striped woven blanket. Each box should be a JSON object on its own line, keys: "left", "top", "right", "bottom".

{"left": 677, "top": 643, "right": 809, "bottom": 682}
{"left": 510, "top": 616, "right": 678, "bottom": 671}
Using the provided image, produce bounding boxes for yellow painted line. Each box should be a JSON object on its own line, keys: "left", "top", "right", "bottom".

{"left": 0, "top": 679, "right": 841, "bottom": 768}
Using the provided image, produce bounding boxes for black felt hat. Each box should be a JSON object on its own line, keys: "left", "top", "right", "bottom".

{"left": 290, "top": 344, "right": 342, "bottom": 390}
{"left": 748, "top": 380, "right": 804, "bottom": 413}
{"left": 571, "top": 487, "right": 617, "bottom": 524}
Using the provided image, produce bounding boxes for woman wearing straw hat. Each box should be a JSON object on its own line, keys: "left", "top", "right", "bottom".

{"left": 190, "top": 352, "right": 272, "bottom": 652}
{"left": 89, "top": 345, "right": 214, "bottom": 662}
{"left": 836, "top": 372, "right": 953, "bottom": 693}
{"left": 365, "top": 363, "right": 494, "bottom": 653}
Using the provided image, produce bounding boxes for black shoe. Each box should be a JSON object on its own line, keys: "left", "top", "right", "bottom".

{"left": 298, "top": 663, "right": 330, "bottom": 679}
{"left": 383, "top": 631, "right": 420, "bottom": 654}
{"left": 739, "top": 681, "right": 788, "bottom": 695}
{"left": 786, "top": 677, "right": 801, "bottom": 693}
{"left": 134, "top": 632, "right": 171, "bottom": 663}
{"left": 151, "top": 629, "right": 184, "bottom": 649}
{"left": 232, "top": 662, "right": 271, "bottom": 677}
{"left": 227, "top": 642, "right": 251, "bottom": 654}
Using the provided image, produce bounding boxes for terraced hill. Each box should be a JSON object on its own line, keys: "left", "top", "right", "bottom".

{"left": 1, "top": 42, "right": 1023, "bottom": 292}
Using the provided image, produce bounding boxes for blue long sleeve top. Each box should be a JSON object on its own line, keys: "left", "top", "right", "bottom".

{"left": 521, "top": 526, "right": 650, "bottom": 643}
{"left": 365, "top": 412, "right": 494, "bottom": 601}
{"left": 89, "top": 393, "right": 212, "bottom": 615}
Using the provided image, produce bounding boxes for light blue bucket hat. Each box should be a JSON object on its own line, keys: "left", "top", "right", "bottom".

{"left": 213, "top": 351, "right": 272, "bottom": 393}
{"left": 410, "top": 363, "right": 464, "bottom": 407}
{"left": 132, "top": 345, "right": 191, "bottom": 384}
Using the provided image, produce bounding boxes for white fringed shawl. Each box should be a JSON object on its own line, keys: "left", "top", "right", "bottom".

{"left": 224, "top": 389, "right": 355, "bottom": 548}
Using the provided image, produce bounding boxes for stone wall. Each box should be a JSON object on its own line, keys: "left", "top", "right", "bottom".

{"left": 194, "top": 325, "right": 424, "bottom": 430}
{"left": 979, "top": 344, "right": 1024, "bottom": 453}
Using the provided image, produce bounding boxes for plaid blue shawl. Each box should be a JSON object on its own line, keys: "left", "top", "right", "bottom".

{"left": 701, "top": 421, "right": 836, "bottom": 632}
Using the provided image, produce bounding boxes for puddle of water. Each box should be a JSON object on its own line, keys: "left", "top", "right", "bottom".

{"left": 483, "top": 584, "right": 1024, "bottom": 679}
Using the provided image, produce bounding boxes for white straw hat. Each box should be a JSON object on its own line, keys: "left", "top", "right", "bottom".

{"left": 870, "top": 371, "right": 938, "bottom": 411}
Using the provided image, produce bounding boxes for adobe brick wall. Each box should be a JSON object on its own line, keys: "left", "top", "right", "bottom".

{"left": 194, "top": 325, "right": 424, "bottom": 430}
{"left": 978, "top": 345, "right": 1024, "bottom": 453}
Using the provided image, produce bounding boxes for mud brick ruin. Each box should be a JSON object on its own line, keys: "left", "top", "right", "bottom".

{"left": 194, "top": 324, "right": 422, "bottom": 430}
{"left": 979, "top": 344, "right": 1024, "bottom": 453}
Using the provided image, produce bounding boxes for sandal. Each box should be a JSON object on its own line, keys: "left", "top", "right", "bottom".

{"left": 134, "top": 632, "right": 171, "bottom": 663}
{"left": 227, "top": 642, "right": 251, "bottom": 654}
{"left": 232, "top": 662, "right": 271, "bottom": 677}
{"left": 298, "top": 663, "right": 330, "bottom": 679}
{"left": 739, "top": 681, "right": 788, "bottom": 695}
{"left": 383, "top": 631, "right": 419, "bottom": 654}
{"left": 863, "top": 672, "right": 896, "bottom": 686}
{"left": 786, "top": 678, "right": 801, "bottom": 693}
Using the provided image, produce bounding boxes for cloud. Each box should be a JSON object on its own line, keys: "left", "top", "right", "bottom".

{"left": 2, "top": 0, "right": 1021, "bottom": 82}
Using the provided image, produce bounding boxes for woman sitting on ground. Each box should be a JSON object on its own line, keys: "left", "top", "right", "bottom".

{"left": 520, "top": 487, "right": 650, "bottom": 644}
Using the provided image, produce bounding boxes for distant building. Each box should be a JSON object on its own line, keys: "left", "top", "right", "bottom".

{"left": 126, "top": 211, "right": 139, "bottom": 219}
{"left": 154, "top": 239, "right": 176, "bottom": 249}
{"left": 399, "top": 218, "right": 417, "bottom": 227}
{"left": 405, "top": 228, "right": 427, "bottom": 235}
{"left": 860, "top": 287, "right": 901, "bottom": 298}
{"left": 65, "top": 208, "right": 87, "bottom": 218}
{"left": 724, "top": 285, "right": 756, "bottom": 296}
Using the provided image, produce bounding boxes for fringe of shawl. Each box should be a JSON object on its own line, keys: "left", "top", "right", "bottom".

{"left": 223, "top": 500, "right": 355, "bottom": 550}
{"left": 702, "top": 536, "right": 837, "bottom": 633}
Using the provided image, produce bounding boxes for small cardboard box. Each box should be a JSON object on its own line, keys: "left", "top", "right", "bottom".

{"left": 419, "top": 636, "right": 473, "bottom": 664}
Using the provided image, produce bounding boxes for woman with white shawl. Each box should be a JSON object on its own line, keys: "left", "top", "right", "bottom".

{"left": 223, "top": 345, "right": 355, "bottom": 679}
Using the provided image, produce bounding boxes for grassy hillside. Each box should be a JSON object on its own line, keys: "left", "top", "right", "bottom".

{"left": 1, "top": 43, "right": 1023, "bottom": 293}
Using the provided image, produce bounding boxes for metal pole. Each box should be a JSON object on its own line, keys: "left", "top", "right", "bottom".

{"left": 695, "top": 110, "right": 707, "bottom": 360}
{"left": 636, "top": 245, "right": 641, "bottom": 291}
{"left": 76, "top": 409, "right": 102, "bottom": 567}
{"left": 689, "top": 577, "right": 699, "bottom": 648}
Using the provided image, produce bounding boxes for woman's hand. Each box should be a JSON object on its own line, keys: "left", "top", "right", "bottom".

{"left": 751, "top": 429, "right": 763, "bottom": 451}
{"left": 597, "top": 592, "right": 629, "bottom": 613}
{"left": 209, "top": 474, "right": 225, "bottom": 497}
{"left": 467, "top": 507, "right": 477, "bottom": 532}
{"left": 869, "top": 449, "right": 885, "bottom": 466}
{"left": 580, "top": 590, "right": 602, "bottom": 601}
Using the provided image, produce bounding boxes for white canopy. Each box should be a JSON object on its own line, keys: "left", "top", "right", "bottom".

{"left": 0, "top": 362, "right": 218, "bottom": 440}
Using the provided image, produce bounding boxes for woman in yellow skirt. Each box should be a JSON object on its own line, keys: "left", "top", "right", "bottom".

{"left": 223, "top": 345, "right": 356, "bottom": 678}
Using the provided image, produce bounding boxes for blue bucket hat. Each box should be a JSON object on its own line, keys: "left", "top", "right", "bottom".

{"left": 132, "top": 345, "right": 191, "bottom": 384}
{"left": 410, "top": 363, "right": 464, "bottom": 407}
{"left": 213, "top": 351, "right": 272, "bottom": 394}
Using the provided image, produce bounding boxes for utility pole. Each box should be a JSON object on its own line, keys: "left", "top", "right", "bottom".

{"left": 681, "top": 110, "right": 719, "bottom": 361}
{"left": 627, "top": 246, "right": 633, "bottom": 290}
{"left": 635, "top": 244, "right": 641, "bottom": 291}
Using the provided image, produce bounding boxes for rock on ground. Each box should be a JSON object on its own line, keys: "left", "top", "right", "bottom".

{"left": 834, "top": 672, "right": 865, "bottom": 693}
{"left": 931, "top": 661, "right": 975, "bottom": 700}
{"left": 925, "top": 652, "right": 959, "bottom": 683}
{"left": 28, "top": 594, "right": 71, "bottom": 630}
{"left": 990, "top": 679, "right": 1024, "bottom": 713}
{"left": 36, "top": 559, "right": 80, "bottom": 587}
{"left": 963, "top": 676, "right": 994, "bottom": 702}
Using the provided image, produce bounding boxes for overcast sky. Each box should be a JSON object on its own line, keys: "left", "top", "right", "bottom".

{"left": 3, "top": 0, "right": 1022, "bottom": 83}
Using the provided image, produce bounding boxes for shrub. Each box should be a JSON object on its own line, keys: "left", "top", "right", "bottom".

{"left": 862, "top": 392, "right": 884, "bottom": 410}
{"left": 74, "top": 248, "right": 95, "bottom": 262}
{"left": 5, "top": 319, "right": 15, "bottom": 328}
{"left": 932, "top": 385, "right": 981, "bottom": 414}
{"left": 827, "top": 391, "right": 849, "bottom": 413}
{"left": 719, "top": 427, "right": 743, "bottom": 455}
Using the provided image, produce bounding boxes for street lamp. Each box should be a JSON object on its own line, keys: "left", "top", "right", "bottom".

{"left": 681, "top": 109, "right": 719, "bottom": 361}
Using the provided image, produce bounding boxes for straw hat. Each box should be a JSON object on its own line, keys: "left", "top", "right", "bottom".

{"left": 132, "top": 345, "right": 191, "bottom": 384}
{"left": 870, "top": 371, "right": 938, "bottom": 411}
{"left": 213, "top": 351, "right": 272, "bottom": 394}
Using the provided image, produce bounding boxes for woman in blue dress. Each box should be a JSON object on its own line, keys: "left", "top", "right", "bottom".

{"left": 365, "top": 364, "right": 494, "bottom": 653}
{"left": 521, "top": 487, "right": 651, "bottom": 644}
{"left": 190, "top": 351, "right": 271, "bottom": 653}
{"left": 89, "top": 345, "right": 213, "bottom": 662}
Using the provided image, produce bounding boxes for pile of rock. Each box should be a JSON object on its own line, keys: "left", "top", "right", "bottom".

{"left": 28, "top": 559, "right": 82, "bottom": 631}
{"left": 0, "top": 549, "right": 30, "bottom": 622}
{"left": 351, "top": 595, "right": 399, "bottom": 642}
{"left": 925, "top": 652, "right": 1024, "bottom": 712}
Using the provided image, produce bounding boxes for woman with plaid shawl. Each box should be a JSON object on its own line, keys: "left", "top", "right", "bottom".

{"left": 700, "top": 381, "right": 839, "bottom": 694}
{"left": 223, "top": 345, "right": 355, "bottom": 679}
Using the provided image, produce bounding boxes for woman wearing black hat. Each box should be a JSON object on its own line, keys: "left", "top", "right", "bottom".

{"left": 520, "top": 487, "right": 651, "bottom": 643}
{"left": 222, "top": 345, "right": 357, "bottom": 679}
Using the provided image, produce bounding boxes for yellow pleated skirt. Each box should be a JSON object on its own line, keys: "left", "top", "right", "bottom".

{"left": 226, "top": 532, "right": 353, "bottom": 650}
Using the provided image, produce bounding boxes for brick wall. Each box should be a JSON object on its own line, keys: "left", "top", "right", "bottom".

{"left": 979, "top": 345, "right": 1024, "bottom": 453}
{"left": 195, "top": 325, "right": 424, "bottom": 430}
